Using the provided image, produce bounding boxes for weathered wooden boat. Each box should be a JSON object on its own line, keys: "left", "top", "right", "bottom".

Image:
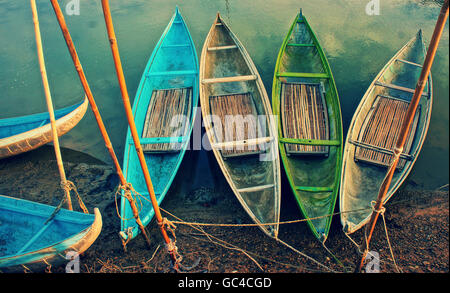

{"left": 200, "top": 13, "right": 281, "bottom": 238}
{"left": 0, "top": 194, "right": 102, "bottom": 270}
{"left": 272, "top": 11, "right": 343, "bottom": 242}
{"left": 340, "top": 30, "right": 432, "bottom": 234}
{"left": 0, "top": 97, "right": 88, "bottom": 159}
{"left": 120, "top": 7, "right": 198, "bottom": 240}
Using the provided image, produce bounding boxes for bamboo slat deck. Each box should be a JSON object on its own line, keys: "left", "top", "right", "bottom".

{"left": 209, "top": 92, "right": 263, "bottom": 157}
{"left": 354, "top": 95, "right": 421, "bottom": 169}
{"left": 281, "top": 82, "right": 329, "bottom": 155}
{"left": 141, "top": 87, "right": 192, "bottom": 152}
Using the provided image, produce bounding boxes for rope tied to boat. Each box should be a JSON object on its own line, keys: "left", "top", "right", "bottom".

{"left": 41, "top": 180, "right": 88, "bottom": 227}
{"left": 43, "top": 258, "right": 52, "bottom": 273}
{"left": 158, "top": 217, "right": 183, "bottom": 269}
{"left": 369, "top": 201, "right": 402, "bottom": 272}
{"left": 370, "top": 200, "right": 386, "bottom": 215}
{"left": 44, "top": 196, "right": 67, "bottom": 225}
{"left": 348, "top": 201, "right": 401, "bottom": 273}
{"left": 114, "top": 183, "right": 144, "bottom": 221}
{"left": 61, "top": 180, "right": 88, "bottom": 214}
{"left": 119, "top": 227, "right": 133, "bottom": 252}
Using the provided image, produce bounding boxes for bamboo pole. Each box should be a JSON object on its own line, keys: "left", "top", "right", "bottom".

{"left": 358, "top": 0, "right": 449, "bottom": 272}
{"left": 48, "top": 0, "right": 151, "bottom": 247}
{"left": 100, "top": 0, "right": 180, "bottom": 269}
{"left": 30, "top": 0, "right": 72, "bottom": 210}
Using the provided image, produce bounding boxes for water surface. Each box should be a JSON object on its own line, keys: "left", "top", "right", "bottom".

{"left": 0, "top": 0, "right": 448, "bottom": 189}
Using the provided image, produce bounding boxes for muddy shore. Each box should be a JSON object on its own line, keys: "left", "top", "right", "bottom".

{"left": 0, "top": 146, "right": 448, "bottom": 273}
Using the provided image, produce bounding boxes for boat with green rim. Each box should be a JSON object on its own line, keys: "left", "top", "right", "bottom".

{"left": 272, "top": 10, "right": 343, "bottom": 242}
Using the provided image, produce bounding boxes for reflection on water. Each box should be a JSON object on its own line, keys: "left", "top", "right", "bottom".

{"left": 0, "top": 0, "right": 448, "bottom": 189}
{"left": 224, "top": 0, "right": 231, "bottom": 24}
{"left": 420, "top": 0, "right": 445, "bottom": 6}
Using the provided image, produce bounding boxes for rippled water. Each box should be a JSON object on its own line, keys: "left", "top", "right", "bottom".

{"left": 0, "top": 0, "right": 448, "bottom": 189}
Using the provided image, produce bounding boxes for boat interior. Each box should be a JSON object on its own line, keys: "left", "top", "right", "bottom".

{"left": 141, "top": 87, "right": 192, "bottom": 153}
{"left": 280, "top": 82, "right": 329, "bottom": 156}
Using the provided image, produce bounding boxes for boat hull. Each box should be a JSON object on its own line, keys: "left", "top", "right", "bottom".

{"left": 272, "top": 12, "right": 343, "bottom": 242}
{"left": 200, "top": 14, "right": 281, "bottom": 238}
{"left": 120, "top": 8, "right": 199, "bottom": 240}
{"left": 340, "top": 30, "right": 433, "bottom": 234}
{"left": 0, "top": 195, "right": 102, "bottom": 271}
{"left": 0, "top": 97, "right": 88, "bottom": 159}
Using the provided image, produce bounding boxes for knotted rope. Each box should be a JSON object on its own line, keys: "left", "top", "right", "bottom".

{"left": 158, "top": 217, "right": 183, "bottom": 270}
{"left": 115, "top": 182, "right": 406, "bottom": 272}
{"left": 43, "top": 180, "right": 88, "bottom": 225}
{"left": 345, "top": 200, "right": 402, "bottom": 273}
{"left": 114, "top": 183, "right": 144, "bottom": 221}
{"left": 61, "top": 180, "right": 88, "bottom": 214}
{"left": 369, "top": 201, "right": 402, "bottom": 273}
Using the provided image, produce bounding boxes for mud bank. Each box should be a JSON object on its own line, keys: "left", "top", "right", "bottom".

{"left": 0, "top": 146, "right": 447, "bottom": 273}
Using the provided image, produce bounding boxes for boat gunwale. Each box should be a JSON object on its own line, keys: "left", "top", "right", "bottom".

{"left": 199, "top": 13, "right": 281, "bottom": 238}
{"left": 0, "top": 97, "right": 88, "bottom": 159}
{"left": 120, "top": 7, "right": 199, "bottom": 239}
{"left": 272, "top": 11, "right": 343, "bottom": 242}
{"left": 339, "top": 30, "right": 433, "bottom": 234}
{"left": 0, "top": 195, "right": 102, "bottom": 269}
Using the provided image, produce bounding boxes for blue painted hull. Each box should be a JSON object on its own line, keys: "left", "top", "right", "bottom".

{"left": 120, "top": 7, "right": 199, "bottom": 240}
{"left": 0, "top": 195, "right": 102, "bottom": 269}
{"left": 0, "top": 97, "right": 88, "bottom": 159}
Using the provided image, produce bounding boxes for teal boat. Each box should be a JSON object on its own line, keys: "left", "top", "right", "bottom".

{"left": 120, "top": 7, "right": 198, "bottom": 241}
{"left": 0, "top": 97, "right": 88, "bottom": 159}
{"left": 0, "top": 194, "right": 102, "bottom": 271}
{"left": 272, "top": 11, "right": 343, "bottom": 242}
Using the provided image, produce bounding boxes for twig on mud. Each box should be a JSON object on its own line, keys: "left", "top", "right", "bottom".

{"left": 436, "top": 183, "right": 449, "bottom": 191}
{"left": 189, "top": 234, "right": 264, "bottom": 271}
{"left": 145, "top": 244, "right": 161, "bottom": 264}
{"left": 96, "top": 258, "right": 123, "bottom": 273}
{"left": 190, "top": 235, "right": 329, "bottom": 273}
{"left": 207, "top": 256, "right": 219, "bottom": 272}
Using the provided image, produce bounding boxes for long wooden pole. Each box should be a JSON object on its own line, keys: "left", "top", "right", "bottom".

{"left": 358, "top": 0, "right": 449, "bottom": 272}
{"left": 100, "top": 0, "right": 179, "bottom": 269}
{"left": 30, "top": 0, "right": 72, "bottom": 210}
{"left": 48, "top": 0, "right": 152, "bottom": 247}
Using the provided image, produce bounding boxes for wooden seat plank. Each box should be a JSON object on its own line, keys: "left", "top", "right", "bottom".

{"left": 202, "top": 75, "right": 257, "bottom": 84}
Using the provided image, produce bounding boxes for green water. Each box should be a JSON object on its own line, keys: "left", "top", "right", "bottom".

{"left": 0, "top": 0, "right": 448, "bottom": 189}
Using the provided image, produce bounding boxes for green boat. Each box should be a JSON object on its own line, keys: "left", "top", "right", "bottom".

{"left": 272, "top": 10, "right": 343, "bottom": 242}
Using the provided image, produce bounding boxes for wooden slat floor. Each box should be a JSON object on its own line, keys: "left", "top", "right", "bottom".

{"left": 142, "top": 87, "right": 192, "bottom": 152}
{"left": 355, "top": 95, "right": 420, "bottom": 169}
{"left": 281, "top": 82, "right": 329, "bottom": 155}
{"left": 209, "top": 93, "right": 263, "bottom": 157}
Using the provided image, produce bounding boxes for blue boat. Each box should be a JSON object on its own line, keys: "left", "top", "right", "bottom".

{"left": 120, "top": 7, "right": 199, "bottom": 241}
{"left": 0, "top": 97, "right": 88, "bottom": 159}
{"left": 0, "top": 194, "right": 102, "bottom": 270}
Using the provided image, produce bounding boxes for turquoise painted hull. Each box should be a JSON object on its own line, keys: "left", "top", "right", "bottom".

{"left": 0, "top": 101, "right": 83, "bottom": 139}
{"left": 0, "top": 195, "right": 102, "bottom": 269}
{"left": 0, "top": 98, "right": 88, "bottom": 159}
{"left": 120, "top": 7, "right": 199, "bottom": 240}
